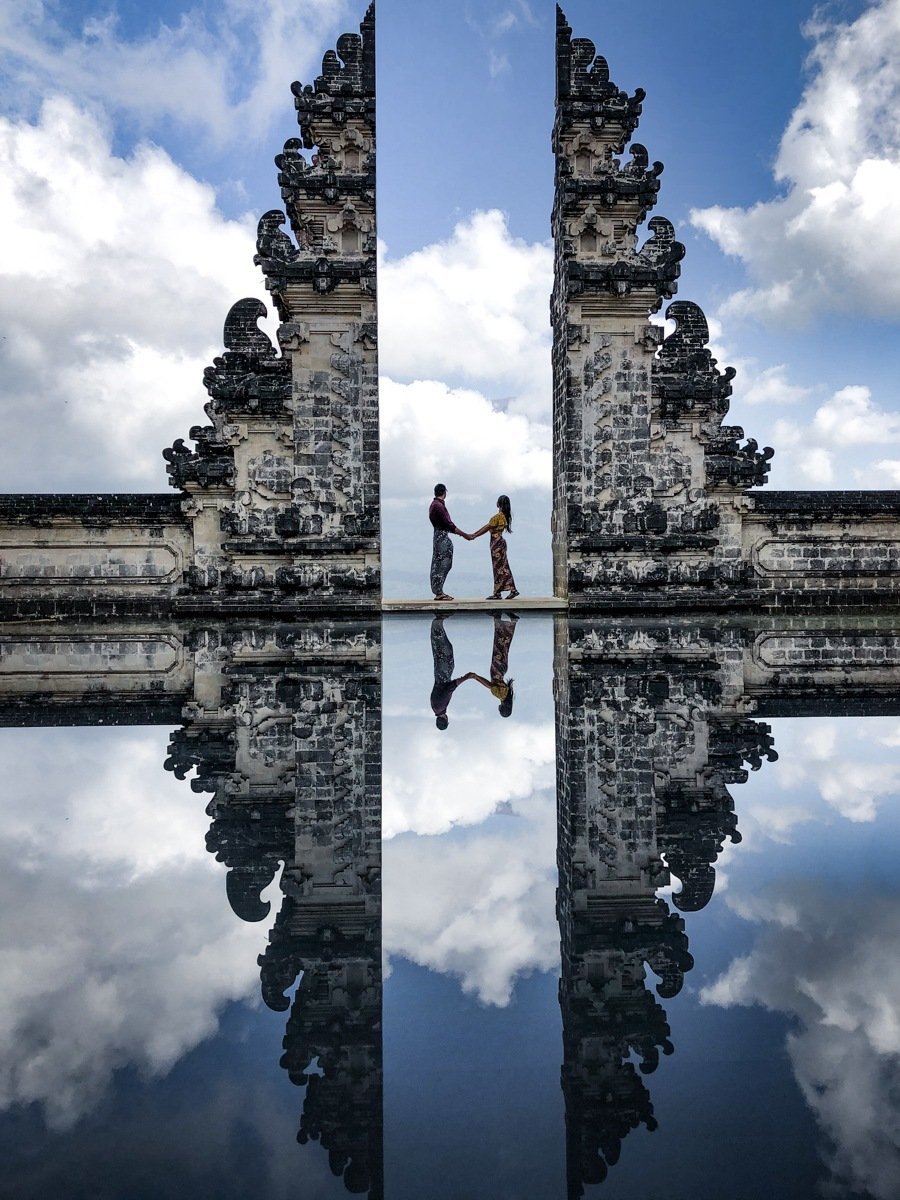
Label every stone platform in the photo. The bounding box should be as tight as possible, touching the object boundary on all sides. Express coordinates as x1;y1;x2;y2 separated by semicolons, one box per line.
382;597;568;613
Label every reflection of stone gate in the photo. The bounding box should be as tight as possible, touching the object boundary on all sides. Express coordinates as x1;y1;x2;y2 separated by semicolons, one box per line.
165;621;384;1199
554;613;900;1194
3;612;900;1198
0;620;384;1199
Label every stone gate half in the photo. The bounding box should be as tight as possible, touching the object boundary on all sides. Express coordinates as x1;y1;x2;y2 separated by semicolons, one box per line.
0;5;379;620
553;6;900;612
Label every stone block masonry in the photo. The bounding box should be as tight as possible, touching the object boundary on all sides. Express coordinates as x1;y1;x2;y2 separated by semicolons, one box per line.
3;5;900;616
0;5;380;619
554;6;900;612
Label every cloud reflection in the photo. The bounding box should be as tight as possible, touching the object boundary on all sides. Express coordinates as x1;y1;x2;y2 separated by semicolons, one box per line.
0;728;265;1128
383;784;559;1006
702;882;900;1200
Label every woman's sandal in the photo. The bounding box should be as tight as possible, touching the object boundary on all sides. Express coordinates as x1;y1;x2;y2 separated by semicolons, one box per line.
486;593;502;600
507;590;519;599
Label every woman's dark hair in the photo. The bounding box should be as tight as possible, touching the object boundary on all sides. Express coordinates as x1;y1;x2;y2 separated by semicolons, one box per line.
497;494;512;533
499;680;514;718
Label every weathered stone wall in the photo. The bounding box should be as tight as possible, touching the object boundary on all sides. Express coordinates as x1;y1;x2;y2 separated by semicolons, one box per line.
0;5;380;619
164;2;380;614
742;492;900;610
554;7;900;613
0;495;191;620
552;9;771;610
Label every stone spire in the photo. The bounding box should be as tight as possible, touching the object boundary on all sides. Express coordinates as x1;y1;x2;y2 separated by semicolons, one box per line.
163;4;380;614
552;8;772;609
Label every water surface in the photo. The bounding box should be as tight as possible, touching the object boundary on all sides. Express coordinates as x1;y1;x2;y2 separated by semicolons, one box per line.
0;614;898;1199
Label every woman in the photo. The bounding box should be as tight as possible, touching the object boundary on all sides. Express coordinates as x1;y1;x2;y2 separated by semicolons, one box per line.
468;495;519;600
468;613;518;718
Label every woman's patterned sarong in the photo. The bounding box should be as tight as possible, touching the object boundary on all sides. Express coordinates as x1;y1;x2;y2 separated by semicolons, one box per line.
490;615;517;683
489;534;516;595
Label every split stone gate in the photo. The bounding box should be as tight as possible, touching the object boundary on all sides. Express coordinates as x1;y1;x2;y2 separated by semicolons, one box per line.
2;3;900;616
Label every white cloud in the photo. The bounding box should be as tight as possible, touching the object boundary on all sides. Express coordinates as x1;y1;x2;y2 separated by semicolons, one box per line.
0;0;349;148
691;0;900;324
380;377;551;501
383;718;555;838
739;363;812;407
489;49;511;78
812;384;900;445
756;383;900;487
702;883;900;1200
379;210;553;421
0;96;263;490
0;728;265;1129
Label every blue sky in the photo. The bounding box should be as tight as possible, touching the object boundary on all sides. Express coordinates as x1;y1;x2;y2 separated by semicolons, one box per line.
1;0;899;594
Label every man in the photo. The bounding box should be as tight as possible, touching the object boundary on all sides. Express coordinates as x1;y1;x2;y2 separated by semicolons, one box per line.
428;483;469;601
430;615;476;730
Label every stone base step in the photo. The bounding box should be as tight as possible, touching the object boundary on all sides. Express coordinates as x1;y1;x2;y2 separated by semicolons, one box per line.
382;596;567;612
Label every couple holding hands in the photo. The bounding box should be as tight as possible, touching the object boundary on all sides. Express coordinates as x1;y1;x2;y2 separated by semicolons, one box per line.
428;483;519;602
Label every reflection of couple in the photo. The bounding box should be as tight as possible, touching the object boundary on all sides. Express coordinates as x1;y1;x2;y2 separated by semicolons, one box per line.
429;613;518;730
429;483;519;602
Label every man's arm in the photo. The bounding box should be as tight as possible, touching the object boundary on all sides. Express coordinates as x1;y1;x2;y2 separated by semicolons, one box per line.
431;497;462;534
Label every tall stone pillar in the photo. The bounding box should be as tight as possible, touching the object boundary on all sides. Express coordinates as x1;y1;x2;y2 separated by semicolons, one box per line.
552;7;771;609
164;4;380;613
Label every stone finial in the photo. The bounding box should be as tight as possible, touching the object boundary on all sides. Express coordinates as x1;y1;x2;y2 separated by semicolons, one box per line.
654;300;737;422
254;209;298;267
555;5;644;142
291;1;376;149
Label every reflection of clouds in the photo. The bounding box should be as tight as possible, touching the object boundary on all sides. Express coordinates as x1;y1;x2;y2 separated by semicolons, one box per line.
0;730;264;1128
702;884;900;1200
381;618;558;1005
776;721;900;823
735;718;900;847
383;787;558;1007
383;719;555;838
383;716;558;1004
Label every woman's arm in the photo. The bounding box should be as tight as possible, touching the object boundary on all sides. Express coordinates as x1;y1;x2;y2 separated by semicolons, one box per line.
468;523;491;539
466;673;493;689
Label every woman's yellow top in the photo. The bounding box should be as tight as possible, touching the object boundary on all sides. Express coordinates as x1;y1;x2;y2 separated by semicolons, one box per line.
488;512;507;535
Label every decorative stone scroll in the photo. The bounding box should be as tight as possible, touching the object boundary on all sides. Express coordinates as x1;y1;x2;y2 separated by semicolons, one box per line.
162;2;380;613
554;6;900;612
552;6;776;609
